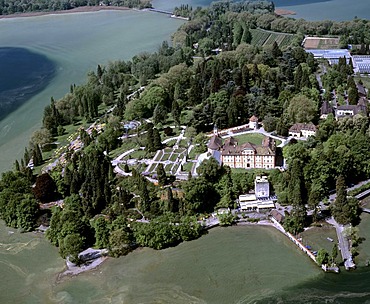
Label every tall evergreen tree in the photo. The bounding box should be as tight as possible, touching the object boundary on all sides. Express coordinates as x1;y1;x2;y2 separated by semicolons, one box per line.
153;128;162;151
331;175;351;224
157;163;167;186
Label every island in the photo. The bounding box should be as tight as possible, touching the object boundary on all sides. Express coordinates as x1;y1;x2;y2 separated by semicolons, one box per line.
1;0;370;275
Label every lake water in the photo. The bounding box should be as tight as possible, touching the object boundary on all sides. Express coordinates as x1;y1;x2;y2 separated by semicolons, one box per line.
2;220;370;303
0;47;55;121
1;2;370;303
0;10;184;172
0;222;322;303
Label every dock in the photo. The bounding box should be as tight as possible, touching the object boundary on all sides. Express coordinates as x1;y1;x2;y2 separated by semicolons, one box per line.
148;8;173;15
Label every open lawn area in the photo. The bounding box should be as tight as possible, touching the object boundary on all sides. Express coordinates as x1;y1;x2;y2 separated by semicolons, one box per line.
361;196;370;209
129;149;147;160
109;139;140;159
355;76;370;91
229;133;265;145
300;225;338;255
182;162;194;172
226;133;282;146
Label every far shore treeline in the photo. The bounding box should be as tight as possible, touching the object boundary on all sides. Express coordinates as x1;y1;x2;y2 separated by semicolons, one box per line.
0;0;152;15
0;0;370;264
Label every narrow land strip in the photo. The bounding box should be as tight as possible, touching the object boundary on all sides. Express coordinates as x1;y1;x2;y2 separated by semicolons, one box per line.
0;6;130;20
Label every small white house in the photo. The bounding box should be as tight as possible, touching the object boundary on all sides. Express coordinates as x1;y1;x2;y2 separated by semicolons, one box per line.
249;115;259;130
288;123;316;138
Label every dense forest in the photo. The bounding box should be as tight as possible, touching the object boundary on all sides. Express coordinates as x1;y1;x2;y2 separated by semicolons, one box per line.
0;0;368;262
0;0;151;15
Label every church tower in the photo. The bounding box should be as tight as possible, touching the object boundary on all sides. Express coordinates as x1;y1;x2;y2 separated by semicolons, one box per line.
213;124;219;136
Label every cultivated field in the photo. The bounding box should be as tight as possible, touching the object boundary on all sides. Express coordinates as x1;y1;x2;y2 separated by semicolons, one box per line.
303;36;340;49
250;28;294;48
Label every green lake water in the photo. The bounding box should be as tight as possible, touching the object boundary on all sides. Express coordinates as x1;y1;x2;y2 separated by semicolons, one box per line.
0;223;322;303
0;10;184;173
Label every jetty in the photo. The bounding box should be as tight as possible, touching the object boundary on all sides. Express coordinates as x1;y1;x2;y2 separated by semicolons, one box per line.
148;8;173;15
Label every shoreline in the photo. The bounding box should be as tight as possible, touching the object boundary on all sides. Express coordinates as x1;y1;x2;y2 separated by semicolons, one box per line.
0;6;131;20
55;220;275;281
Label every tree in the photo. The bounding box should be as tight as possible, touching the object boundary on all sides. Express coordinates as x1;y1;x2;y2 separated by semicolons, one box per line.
196;157;222;183
218;212;235;226
153;128;162;151
133;214;181;249
32;144;43;166
183;177;219;214
348;87;358;105
146;126;154;152
16;194;39;232
316;248;329;265
330;243;338;264
93;217;110;249
331;175;348;224
178;215;202;241
33;173;57;203
59;233;85;264
153;103;167;125
109;228;133;257
171;99;181;125
347;76;358;105
157;163;167;186
30;128;52;149
287;94;317;124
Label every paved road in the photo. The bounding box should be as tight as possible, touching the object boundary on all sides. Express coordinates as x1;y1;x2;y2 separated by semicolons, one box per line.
326;217;351;260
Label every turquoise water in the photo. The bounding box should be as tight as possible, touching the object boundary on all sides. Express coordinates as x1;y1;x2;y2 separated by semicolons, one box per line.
0;10;184;172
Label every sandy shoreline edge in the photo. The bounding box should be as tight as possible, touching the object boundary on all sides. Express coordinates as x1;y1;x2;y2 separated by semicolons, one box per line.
0;6;131;19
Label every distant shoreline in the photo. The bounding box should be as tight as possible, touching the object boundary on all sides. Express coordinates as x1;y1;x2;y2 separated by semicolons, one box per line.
0;6;131;19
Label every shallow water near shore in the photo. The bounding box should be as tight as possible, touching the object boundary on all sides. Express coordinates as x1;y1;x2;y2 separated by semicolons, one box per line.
0;224;320;303
2;221;370;303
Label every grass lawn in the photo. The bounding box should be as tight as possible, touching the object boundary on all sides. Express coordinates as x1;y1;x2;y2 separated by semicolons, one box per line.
231;168;248;173
153;151;163;162
171;163;179;174
109;140;139;159
229;133;265;145
173;148;186;154
300;225;338;254
178;139;189;148
129;149;147;160
361;196;370;209
161;153;170;161
355;76;370;90
164;163;173;172
164;139;177;147
169;153;178;162
182;162;193;172
188;148;198;160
